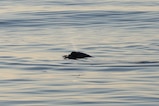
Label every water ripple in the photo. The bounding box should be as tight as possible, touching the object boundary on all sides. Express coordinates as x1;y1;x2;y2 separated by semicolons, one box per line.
1;1;159;106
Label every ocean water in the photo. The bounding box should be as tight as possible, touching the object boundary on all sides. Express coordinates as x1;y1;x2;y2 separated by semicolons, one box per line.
0;0;159;106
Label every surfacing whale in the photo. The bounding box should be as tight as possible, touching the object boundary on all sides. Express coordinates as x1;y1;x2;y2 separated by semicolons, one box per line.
63;51;92;59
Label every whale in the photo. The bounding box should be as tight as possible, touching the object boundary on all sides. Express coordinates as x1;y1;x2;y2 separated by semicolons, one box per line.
63;51;92;59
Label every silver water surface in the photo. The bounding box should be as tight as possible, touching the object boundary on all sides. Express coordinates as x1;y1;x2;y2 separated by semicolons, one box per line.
0;0;159;106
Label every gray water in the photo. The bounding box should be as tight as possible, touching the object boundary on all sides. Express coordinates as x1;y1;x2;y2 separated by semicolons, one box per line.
0;0;159;106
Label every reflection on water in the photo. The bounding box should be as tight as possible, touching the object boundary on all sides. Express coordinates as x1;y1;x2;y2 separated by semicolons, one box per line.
1;0;159;13
0;0;159;106
1;67;159;106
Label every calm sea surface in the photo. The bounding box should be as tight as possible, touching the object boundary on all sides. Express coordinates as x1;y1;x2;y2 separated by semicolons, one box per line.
0;0;159;106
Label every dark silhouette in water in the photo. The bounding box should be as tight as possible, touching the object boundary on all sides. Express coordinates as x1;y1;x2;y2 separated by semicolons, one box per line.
63;51;92;59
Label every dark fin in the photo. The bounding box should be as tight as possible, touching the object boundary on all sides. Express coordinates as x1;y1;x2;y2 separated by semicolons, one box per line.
64;51;92;59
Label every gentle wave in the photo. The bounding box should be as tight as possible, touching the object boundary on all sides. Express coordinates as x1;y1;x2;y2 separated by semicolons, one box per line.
1;11;159;30
1;0;159;106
